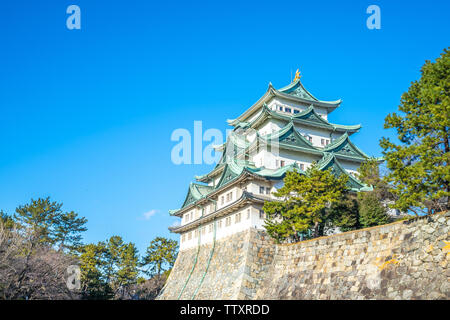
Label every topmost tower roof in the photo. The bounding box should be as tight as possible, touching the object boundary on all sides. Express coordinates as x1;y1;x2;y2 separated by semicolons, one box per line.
228;72;342;126
277;78;341;105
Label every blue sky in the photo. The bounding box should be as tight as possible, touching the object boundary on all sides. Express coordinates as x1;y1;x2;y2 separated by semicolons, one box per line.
0;0;449;255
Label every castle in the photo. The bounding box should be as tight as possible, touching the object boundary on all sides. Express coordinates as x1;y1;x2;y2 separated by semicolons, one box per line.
169;70;375;251
159;71;449;301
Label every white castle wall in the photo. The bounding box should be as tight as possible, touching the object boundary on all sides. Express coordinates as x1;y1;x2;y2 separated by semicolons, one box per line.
338;159;360;175
267;97;328;120
179;205;266;251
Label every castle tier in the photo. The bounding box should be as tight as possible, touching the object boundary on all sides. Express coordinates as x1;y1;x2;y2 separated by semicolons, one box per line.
169;73;379;251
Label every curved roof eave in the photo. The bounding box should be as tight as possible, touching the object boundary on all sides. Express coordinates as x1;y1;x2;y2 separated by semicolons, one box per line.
275;79;342;107
261;121;321;151
169;191;267;233
246;103;360;135
332;123;362;131
228;84;275;126
316;153;370;190
323;132;370;159
174;152;371;217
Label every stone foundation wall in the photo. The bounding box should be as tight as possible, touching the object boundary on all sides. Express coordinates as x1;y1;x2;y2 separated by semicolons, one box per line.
158;230;256;300
158;212;449;300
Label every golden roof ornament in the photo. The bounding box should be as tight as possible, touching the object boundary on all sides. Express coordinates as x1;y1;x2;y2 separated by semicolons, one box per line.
293;68;301;82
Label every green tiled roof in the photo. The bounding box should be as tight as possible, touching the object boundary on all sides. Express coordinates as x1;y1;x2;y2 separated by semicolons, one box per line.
170;152;371;215
278;79;319;101
239;103;361;133
277;79;343;106
323;132;370;160
317;153;372;192
180;182;215;209
196;118;368;185
227;79;344;127
259;121;323;155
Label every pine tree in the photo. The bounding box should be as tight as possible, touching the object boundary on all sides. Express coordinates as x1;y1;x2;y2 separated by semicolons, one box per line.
101;236;139;298
79;237;139;299
262;165;349;243
14;197;61;244
116;242;139;295
356;158;393;227
141;237;178;277
78;242;114;299
330;195;360;232
380;48;450;215
13;197;87;251
358;192;391;228
0;211;15;230
54;211;87;253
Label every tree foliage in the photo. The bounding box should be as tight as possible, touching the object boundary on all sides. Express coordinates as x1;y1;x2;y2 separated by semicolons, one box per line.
358;158;394;201
78;242;113;299
380;48;450;215
0;198;87;299
356;158;393;227
0;197;176;300
0;211;15;230
14;197;87;252
263;165;349;243
329;194;360;232
78;236;139;299
141;237;178;277
358;192;391;228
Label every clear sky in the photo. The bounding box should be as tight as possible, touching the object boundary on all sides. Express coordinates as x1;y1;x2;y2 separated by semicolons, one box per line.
0;0;449;255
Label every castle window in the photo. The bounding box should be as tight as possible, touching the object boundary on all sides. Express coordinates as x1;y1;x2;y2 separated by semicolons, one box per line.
235;212;241;224
194;230;198;238
285;107;292;113
280;160;285;167
218;219;222;229
181;234;185;242
247;209;251;220
259;186;265;194
208;224;213;233
300;163;305;171
259;210;265;219
293;109;300;114
266;187;271;195
225;217;231;227
321;138;325;146
190;212;193;220
202;226;206;235
188;232;192;240
221;196;224;205
278;105;283;111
